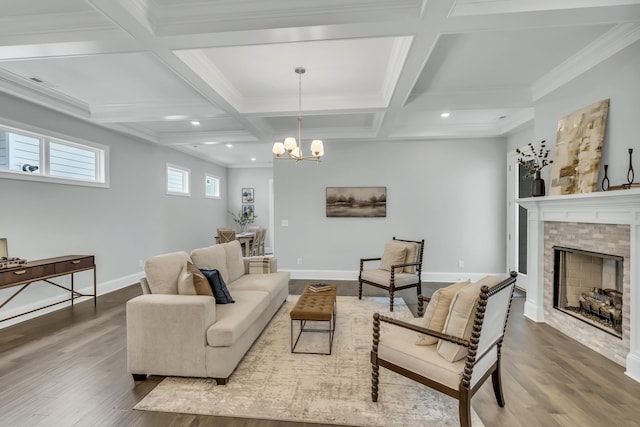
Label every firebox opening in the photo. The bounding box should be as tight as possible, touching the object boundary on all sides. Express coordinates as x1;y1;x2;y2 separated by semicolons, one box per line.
553;246;623;339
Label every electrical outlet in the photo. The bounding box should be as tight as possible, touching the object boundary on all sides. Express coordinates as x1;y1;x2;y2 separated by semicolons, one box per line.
297;257;303;265
458;260;464;268
281;219;289;227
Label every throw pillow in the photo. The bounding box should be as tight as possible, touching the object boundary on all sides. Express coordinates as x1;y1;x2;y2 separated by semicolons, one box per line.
437;275;502;362
249;256;272;274
200;268;235;304
415;279;470;345
177;265;196;295
379;242;407;271
187;261;213;296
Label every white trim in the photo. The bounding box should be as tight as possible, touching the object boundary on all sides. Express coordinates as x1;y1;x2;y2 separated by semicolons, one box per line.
285;269;504;283
0;272;142;330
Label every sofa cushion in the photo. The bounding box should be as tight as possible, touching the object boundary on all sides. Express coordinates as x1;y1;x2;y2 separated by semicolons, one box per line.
223;240;245;283
191;245;229;284
437;275;502;362
416;279;470;345
379;242;407;271
200;269;234;304
229;271;289;300
206;290;270;347
144;251;190;294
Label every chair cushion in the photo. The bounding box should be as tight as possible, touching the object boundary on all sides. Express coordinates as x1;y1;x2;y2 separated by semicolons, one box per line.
437;275;502;362
361;269;420;287
223;240;245;283
200;269;235;304
416;279;470;345
191;245;229;284
144;251;190;295
378;322;466;390
379;242;407;271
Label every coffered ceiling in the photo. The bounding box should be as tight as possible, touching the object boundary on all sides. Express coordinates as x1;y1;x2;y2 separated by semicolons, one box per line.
0;0;639;167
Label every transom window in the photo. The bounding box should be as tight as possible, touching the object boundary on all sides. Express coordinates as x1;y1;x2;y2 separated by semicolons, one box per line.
0;123;107;186
205;174;220;198
167;164;190;196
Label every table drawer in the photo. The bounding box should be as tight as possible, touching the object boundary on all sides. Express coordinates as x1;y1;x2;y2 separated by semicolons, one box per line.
0;264;55;286
54;257;94;274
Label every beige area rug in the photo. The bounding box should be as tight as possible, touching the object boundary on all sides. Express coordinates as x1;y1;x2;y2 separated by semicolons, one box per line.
134;296;484;427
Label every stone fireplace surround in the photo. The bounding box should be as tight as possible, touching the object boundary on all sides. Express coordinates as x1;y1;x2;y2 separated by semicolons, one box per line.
519;189;640;383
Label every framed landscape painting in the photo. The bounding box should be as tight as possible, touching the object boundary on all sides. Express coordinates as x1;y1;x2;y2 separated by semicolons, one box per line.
326;187;386;217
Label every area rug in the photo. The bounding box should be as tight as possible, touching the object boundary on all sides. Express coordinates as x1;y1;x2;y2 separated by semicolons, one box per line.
134;296;484;426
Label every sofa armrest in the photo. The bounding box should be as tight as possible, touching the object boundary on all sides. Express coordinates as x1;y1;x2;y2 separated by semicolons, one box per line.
126;294;216;376
243;256;278;274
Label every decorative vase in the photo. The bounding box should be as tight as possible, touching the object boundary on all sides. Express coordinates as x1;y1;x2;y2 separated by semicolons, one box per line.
532;171;545;197
601;164;610;191
240;224;247;233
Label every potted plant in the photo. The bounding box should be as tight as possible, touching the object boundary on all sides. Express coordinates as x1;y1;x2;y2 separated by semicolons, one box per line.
228;209;257;232
516;140;553;197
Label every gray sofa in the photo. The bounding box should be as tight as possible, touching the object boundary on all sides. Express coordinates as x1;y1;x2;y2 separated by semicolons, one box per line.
126;240;290;384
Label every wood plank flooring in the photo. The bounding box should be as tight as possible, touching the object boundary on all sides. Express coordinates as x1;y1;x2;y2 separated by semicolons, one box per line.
1;280;640;427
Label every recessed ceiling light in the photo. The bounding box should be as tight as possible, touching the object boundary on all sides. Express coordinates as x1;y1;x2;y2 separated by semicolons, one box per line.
203;141;218;145
499;115;507;119
164;115;187;120
251;157;256;161
440;112;451;118
226;144;233;148
191;121;200;126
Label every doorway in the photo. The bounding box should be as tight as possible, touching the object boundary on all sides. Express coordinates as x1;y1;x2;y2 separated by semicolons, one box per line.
507;150;531;291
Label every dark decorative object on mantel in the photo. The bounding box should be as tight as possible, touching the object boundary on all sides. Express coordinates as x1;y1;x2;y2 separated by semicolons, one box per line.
627;148;635;185
532;171;546;197
516;140;553;197
601;165;610;191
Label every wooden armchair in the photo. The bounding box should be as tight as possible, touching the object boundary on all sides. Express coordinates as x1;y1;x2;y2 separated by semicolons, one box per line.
359;237;424;311
371;272;517;427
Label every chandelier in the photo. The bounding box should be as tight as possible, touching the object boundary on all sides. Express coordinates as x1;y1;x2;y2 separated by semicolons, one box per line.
272;67;324;162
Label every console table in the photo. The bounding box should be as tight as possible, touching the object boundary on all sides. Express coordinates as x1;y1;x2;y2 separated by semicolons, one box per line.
0;255;96;323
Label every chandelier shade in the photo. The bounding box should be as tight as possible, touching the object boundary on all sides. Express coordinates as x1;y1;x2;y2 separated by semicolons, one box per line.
272;67;324;162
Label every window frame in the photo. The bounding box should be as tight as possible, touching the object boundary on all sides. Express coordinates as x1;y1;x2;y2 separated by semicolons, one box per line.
166;163;191;196
205;173;221;199
0;121;109;188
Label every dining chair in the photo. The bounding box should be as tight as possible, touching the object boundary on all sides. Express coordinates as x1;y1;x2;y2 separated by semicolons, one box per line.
249;228;265;256
217;229;237;243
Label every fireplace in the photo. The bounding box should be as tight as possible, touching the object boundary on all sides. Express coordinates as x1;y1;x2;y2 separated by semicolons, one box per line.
553;246;623;338
517;189;640;382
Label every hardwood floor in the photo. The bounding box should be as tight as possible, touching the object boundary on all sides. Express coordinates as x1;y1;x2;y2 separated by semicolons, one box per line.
1;280;640;427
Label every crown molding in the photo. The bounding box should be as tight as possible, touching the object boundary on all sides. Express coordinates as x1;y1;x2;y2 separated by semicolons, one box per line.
381;36;414;106
498;108;534;134
0;11;114;37
0;69;89;119
90;102;223;123
451;0;640;17
158;130;257;145
532;23;640;101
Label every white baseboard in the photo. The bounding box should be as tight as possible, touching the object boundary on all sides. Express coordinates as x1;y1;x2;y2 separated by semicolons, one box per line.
286;269;505;283
0;271;143;330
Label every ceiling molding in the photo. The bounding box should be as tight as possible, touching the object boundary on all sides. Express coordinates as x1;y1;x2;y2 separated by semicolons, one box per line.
380;37;414;106
0;69;89;119
0;11;114;37
389;122;504;139
158;130;258;145
90;102;224;123
532;22;640;100
498;108;534;134
451;0;640;17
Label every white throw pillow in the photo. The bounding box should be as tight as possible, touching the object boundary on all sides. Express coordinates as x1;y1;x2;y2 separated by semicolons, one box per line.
436;276;502;362
415;279;470;345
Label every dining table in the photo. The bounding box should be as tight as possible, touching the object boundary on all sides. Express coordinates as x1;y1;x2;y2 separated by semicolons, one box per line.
215;232;255;257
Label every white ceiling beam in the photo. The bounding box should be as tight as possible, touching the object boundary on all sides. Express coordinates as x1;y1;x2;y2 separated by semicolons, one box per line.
90;102;225;123
405;87;533;110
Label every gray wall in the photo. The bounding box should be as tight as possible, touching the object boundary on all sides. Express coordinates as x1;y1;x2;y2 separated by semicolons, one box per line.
506;123;534;153
534;40;640;185
273;138;508;280
227;167;273;251
0;93;228;325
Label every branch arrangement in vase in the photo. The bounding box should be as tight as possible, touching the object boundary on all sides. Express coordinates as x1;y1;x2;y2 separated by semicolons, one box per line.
516;140;553;175
228;209;257;231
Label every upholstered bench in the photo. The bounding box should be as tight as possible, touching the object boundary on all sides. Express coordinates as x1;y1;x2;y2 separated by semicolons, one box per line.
290;284;337;354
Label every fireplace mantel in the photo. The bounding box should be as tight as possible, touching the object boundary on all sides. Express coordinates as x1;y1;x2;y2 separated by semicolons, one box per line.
518;188;640;382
